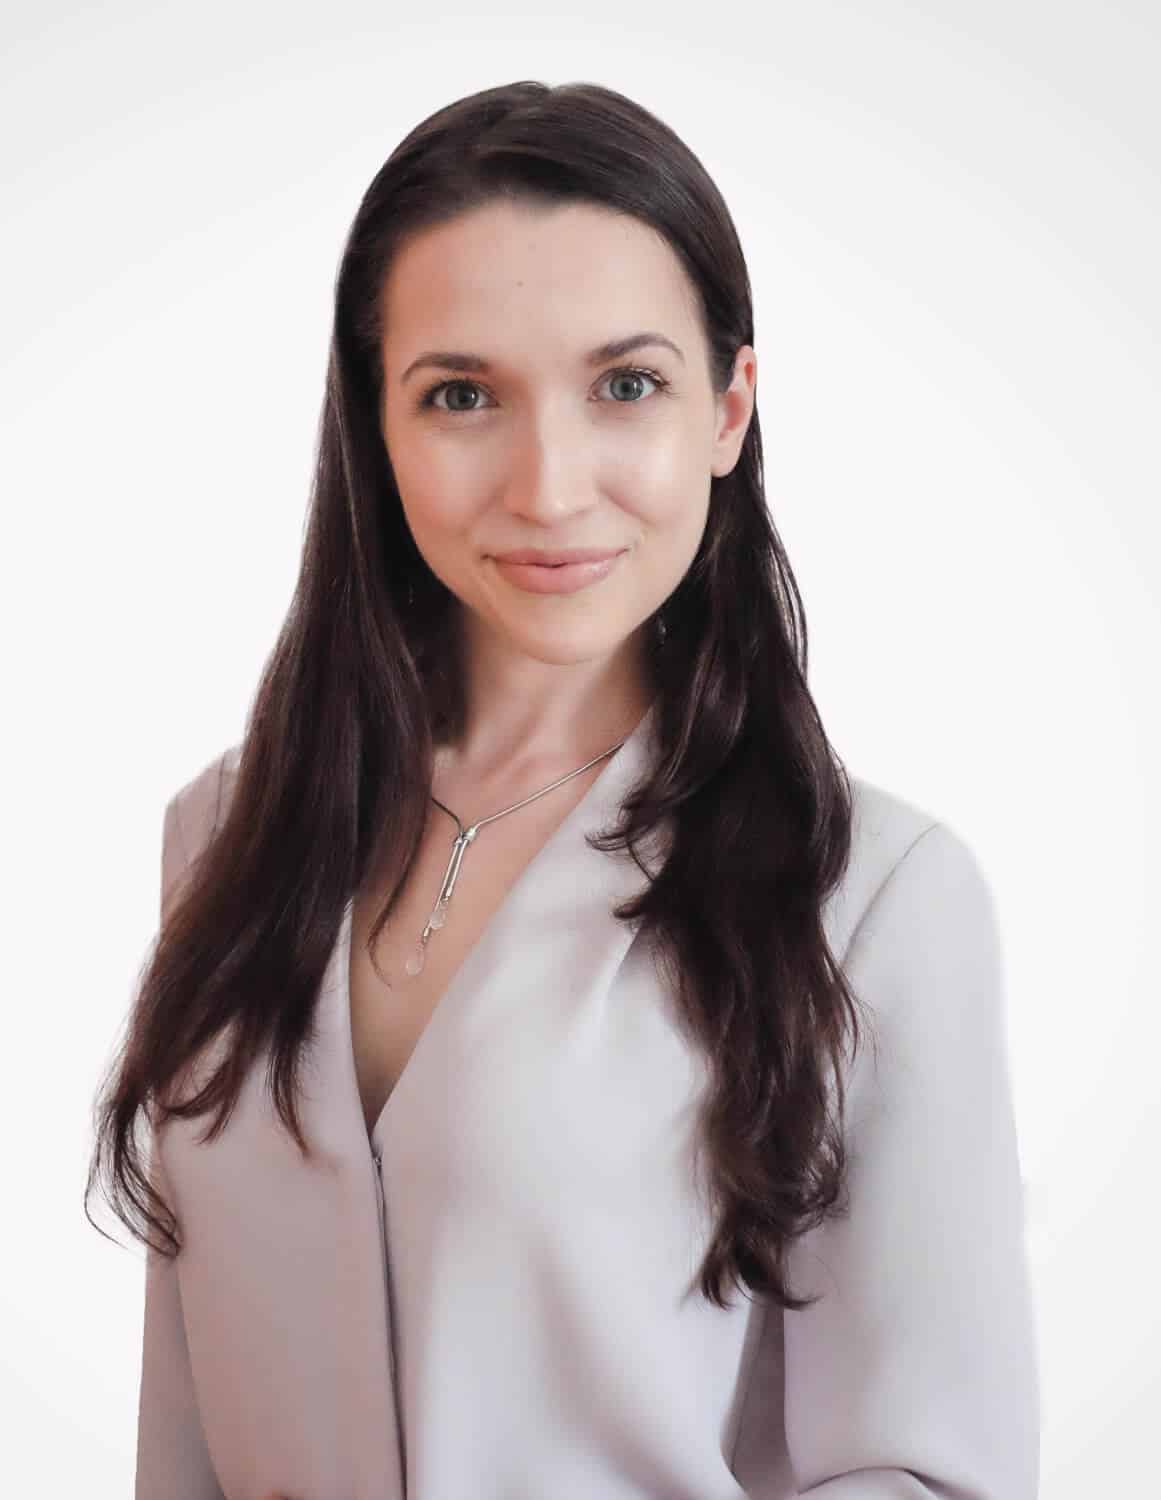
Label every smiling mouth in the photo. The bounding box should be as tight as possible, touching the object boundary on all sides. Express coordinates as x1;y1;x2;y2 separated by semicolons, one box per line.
492;548;627;566
490;552;626;594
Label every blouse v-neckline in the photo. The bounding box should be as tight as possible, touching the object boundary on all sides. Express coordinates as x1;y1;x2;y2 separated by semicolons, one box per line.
341;700;660;1157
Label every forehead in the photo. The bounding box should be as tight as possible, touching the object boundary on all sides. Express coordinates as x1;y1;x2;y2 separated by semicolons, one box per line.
380;199;699;359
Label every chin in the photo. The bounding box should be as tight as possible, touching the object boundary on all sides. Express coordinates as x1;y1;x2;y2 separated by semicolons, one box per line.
521;637;618;667
504;620;626;666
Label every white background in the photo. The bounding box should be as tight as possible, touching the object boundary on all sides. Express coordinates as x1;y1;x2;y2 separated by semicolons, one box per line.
3;1;1157;1494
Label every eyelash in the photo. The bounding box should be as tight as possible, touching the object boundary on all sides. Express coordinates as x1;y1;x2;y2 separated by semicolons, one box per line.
415;364;672;415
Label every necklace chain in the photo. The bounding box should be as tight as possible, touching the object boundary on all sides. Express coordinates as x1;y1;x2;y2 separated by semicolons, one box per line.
402;736;628;979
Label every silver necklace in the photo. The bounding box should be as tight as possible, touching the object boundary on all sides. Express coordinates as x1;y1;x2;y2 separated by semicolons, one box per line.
403;735;628;978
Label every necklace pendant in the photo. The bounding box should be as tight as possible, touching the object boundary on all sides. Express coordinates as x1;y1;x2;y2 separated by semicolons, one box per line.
401;731;627;983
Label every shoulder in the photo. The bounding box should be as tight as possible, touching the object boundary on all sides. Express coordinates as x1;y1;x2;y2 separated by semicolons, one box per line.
165;741;242;861
824;774;992;963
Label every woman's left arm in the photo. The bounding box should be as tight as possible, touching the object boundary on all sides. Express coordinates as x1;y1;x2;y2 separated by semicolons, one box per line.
769;822;1041;1498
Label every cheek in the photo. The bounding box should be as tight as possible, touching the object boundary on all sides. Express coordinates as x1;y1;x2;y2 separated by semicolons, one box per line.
394;462;479;547
638;479;713;591
384;413;454;514
617;417;705;497
620;439;712;539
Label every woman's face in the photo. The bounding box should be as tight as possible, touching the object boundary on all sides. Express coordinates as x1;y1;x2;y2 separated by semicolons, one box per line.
378;198;756;670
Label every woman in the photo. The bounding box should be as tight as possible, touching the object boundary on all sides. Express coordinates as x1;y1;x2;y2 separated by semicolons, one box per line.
89;80;1040;1499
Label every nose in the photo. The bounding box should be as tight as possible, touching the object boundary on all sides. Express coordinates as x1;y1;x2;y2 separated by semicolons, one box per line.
499;403;600;525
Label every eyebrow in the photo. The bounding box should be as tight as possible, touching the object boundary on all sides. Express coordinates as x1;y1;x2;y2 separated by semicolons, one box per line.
399;332;685;385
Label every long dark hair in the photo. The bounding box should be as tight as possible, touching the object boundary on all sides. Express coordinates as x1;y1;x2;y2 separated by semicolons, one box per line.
88;80;862;1312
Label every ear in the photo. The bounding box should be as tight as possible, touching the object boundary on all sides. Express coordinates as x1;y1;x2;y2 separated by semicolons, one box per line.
710;345;757;479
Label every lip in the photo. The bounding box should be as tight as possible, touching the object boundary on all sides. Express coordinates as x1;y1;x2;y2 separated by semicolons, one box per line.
492;547;626;565
492;550;626;595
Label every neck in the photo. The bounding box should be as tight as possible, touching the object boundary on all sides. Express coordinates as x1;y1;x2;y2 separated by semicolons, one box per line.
432;617;655;780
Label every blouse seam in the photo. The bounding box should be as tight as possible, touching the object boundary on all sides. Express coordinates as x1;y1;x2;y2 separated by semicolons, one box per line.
839;819;941;965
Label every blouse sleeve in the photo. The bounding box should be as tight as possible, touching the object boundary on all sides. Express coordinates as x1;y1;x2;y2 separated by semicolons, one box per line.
134;793;227;1500
769;822;1040;1497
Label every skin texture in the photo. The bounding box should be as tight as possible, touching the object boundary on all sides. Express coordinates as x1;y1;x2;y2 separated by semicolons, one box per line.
377;197;757;777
